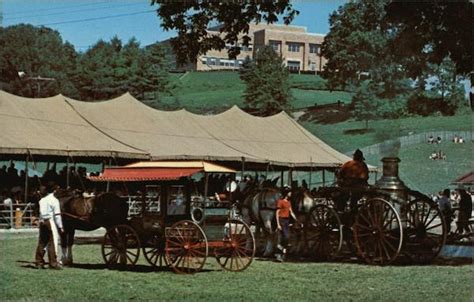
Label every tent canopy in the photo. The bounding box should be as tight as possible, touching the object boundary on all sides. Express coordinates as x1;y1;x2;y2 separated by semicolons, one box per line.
0;90;355;169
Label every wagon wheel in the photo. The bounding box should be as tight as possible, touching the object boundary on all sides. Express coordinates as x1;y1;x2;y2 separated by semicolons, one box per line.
404;196;447;264
215;219;256;272
143;232;168;268
305;204;343;260
165;220;208;274
353;198;403;265
102;224;140;267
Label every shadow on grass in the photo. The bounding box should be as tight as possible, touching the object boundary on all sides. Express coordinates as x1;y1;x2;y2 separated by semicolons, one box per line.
343;128;375;135
17;260;215;273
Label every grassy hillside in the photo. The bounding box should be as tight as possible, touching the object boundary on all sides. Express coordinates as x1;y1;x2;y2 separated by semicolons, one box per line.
303;113;473;153
151;71;353;113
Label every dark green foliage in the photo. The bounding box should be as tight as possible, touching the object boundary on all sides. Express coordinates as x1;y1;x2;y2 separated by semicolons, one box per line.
322;0;468;120
385;0;471;77
152;0;298;65
75;37;170;101
239;46;291;116
0;24;79;98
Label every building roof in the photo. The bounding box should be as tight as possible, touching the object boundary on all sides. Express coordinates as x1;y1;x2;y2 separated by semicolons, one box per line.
452;171;474;185
0;90;352;168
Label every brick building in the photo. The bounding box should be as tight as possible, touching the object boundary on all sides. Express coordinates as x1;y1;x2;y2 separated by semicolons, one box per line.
161;23;327;73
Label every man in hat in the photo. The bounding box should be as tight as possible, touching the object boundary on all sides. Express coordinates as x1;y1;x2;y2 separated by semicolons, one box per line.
336;149;369;212
35;184;63;269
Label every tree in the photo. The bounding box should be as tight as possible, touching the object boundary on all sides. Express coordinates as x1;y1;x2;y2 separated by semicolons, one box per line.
77;37;170;100
152;0;298;65
0;24;79;98
385;0;471;77
239;46;291;116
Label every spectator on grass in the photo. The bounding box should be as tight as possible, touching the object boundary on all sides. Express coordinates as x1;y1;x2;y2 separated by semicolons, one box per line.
438;189;454;233
436;136;442;144
459;136;465;144
428;135;435;144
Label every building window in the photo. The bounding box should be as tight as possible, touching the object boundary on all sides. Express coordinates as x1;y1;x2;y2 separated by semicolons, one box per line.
287;43;300;52
269;40;280;52
287;60;300;71
309;43;320;54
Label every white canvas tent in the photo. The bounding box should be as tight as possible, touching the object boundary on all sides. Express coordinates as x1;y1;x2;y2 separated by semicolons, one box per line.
0;90;353;169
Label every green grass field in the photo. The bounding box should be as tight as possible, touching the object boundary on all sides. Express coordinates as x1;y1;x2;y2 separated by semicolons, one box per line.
154;71;353;112
0;236;472;301
303;113;473;153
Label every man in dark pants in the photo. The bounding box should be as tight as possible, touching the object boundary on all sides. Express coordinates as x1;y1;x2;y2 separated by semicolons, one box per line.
275;191;297;262
35;185;64;269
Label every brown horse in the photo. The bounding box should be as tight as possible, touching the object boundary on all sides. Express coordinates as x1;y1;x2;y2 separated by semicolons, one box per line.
55;189;129;265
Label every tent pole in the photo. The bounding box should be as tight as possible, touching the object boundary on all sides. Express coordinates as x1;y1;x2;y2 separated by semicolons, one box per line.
309;165;312;191
106;158;112;193
204;173;209;198
66;157;70;189
24;153;29;204
322;169;326;187
288;169;293;188
241;157;245;179
280;170;284;188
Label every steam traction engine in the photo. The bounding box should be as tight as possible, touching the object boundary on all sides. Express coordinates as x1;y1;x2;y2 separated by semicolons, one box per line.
306;157;447;265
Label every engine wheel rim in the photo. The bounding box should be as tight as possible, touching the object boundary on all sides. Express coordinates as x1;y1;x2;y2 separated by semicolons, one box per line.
353;198;403;265
305;204;343;260
404;197;446;263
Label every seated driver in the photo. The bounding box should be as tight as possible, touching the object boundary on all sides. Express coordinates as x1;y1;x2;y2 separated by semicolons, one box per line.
336;149;369;212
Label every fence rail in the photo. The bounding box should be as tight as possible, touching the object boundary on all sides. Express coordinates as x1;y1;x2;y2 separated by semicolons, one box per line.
0;202;37;229
349;131;473;157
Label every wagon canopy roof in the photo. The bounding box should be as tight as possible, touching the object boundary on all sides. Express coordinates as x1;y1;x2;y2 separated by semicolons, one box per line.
125;161;236;173
0;91;354;168
89;161;235;182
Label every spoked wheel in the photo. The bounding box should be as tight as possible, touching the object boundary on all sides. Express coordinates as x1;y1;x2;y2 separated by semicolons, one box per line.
214;219;256;272
165;220;208;274
404;196;447;264
102;224;140;268
143;232;168;268
305;204;343;260
353;198;403;265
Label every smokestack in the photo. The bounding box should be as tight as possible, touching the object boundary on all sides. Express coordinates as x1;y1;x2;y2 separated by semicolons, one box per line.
375;157;408;202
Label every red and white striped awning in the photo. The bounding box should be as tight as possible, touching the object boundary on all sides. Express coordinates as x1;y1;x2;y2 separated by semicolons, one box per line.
88;167;202;182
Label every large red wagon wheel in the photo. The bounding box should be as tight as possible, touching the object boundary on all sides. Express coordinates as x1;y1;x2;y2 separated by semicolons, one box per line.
305;204;343;260
353;198;403;265
214;219;255;272
165;220;208;274
404;195;447;264
102;224;140;267
143;232;168;268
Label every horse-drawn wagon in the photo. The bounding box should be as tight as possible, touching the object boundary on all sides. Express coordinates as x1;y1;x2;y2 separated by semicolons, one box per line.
89;161;255;273
304;157;447;265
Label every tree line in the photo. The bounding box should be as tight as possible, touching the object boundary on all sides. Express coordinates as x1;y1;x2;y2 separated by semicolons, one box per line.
0;24;170;101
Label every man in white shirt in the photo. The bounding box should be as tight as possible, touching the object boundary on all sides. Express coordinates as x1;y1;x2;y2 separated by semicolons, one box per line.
34;185;64;269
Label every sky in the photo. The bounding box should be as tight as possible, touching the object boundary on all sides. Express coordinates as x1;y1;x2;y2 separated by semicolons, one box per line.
1;0;347;51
